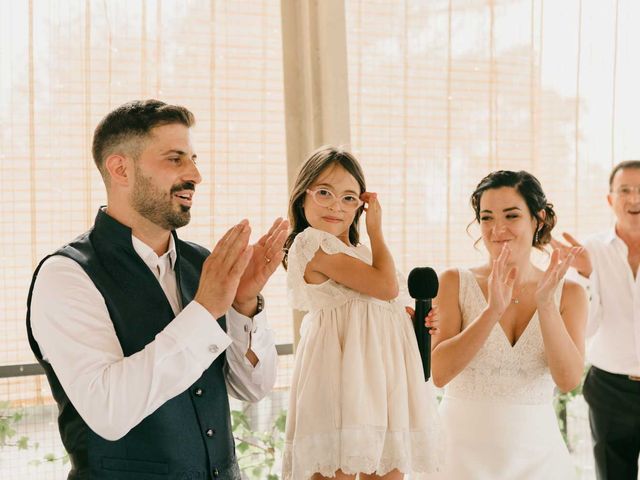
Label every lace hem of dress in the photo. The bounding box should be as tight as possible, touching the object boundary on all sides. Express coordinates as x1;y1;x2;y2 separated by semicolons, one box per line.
282;428;442;480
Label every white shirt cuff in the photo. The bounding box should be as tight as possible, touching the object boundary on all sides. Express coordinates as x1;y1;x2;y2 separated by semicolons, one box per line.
162;301;232;370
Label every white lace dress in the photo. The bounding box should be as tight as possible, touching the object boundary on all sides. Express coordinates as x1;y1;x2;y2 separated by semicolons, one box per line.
282;227;442;480
432;269;576;479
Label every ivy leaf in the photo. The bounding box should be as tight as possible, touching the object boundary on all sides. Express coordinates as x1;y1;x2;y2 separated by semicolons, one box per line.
12;411;24;423
231;410;250;430
275;412;286;433
230;410;242;429
252;467;263;478
44;453;57;462
17;436;29;450
0;422;17;442
236;441;250;454
267;474;279;480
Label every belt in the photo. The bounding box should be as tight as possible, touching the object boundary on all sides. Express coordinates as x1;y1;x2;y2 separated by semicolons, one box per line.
592;365;640;382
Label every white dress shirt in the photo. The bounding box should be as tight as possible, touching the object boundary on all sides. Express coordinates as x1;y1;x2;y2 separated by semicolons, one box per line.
30;234;278;441
583;228;640;377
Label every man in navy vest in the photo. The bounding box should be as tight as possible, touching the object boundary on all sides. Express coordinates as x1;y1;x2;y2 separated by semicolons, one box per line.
26;99;288;480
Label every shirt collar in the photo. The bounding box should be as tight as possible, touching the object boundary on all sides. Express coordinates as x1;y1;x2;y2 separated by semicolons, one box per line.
604;226;618;244
131;234;178;271
606;224;633;257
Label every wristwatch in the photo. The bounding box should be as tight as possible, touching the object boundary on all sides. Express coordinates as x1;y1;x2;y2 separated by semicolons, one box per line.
255;293;265;316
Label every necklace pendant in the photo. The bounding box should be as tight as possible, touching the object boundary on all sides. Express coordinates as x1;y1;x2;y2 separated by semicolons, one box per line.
513;298;519;304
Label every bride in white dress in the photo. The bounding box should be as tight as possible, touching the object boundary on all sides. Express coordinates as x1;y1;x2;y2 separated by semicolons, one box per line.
431;170;588;480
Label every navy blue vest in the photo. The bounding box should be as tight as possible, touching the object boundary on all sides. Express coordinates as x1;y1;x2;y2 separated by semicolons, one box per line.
26;209;241;480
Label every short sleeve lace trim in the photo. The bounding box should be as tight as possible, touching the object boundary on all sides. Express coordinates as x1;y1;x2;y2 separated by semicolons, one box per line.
286;227;360;311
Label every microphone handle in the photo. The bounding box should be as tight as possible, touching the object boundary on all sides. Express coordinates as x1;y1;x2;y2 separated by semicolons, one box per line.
414;298;432;381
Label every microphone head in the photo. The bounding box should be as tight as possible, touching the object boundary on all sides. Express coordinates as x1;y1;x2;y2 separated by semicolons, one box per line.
408;267;439;299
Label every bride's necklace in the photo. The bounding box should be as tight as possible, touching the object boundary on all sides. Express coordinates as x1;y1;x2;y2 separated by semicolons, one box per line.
511;284;530;304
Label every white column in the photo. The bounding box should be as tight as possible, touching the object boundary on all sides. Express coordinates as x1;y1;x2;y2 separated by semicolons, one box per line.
281;0;352;347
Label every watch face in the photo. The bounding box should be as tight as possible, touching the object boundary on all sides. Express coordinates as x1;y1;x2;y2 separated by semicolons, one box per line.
256;294;264;314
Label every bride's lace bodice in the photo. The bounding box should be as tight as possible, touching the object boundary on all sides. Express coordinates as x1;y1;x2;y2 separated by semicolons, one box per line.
445;269;562;405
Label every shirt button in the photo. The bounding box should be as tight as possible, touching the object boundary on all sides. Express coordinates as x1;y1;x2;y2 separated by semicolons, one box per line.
212;468;219;477
194;387;203;397
208;344;219;354
206;428;215;437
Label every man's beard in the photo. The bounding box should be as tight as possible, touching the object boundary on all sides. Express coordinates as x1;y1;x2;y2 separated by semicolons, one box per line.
131;165;194;231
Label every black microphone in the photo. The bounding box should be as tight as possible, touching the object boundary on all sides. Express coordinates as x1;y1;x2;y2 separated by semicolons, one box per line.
408;267;439;381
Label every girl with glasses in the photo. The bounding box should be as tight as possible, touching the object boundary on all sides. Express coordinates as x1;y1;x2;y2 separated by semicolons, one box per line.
281;146;442;480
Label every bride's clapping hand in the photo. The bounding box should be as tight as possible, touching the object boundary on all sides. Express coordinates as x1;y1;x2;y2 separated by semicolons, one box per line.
535;247;579;307
487;243;517;316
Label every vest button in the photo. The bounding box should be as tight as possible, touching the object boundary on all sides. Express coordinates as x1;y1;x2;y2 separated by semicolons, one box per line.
212;468;219;477
194;387;203;396
206;428;215;437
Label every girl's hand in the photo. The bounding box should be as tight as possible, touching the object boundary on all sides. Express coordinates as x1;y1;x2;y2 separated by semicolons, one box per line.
535;247;579;308
361;192;382;236
550;232;592;278
425;304;440;335
487;243;517;316
404;305;440;335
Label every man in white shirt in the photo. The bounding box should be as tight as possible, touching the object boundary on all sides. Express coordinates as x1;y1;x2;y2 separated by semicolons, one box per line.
553;160;640;480
26;99;288;480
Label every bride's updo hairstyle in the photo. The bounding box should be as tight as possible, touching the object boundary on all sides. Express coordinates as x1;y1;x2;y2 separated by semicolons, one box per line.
470;170;556;250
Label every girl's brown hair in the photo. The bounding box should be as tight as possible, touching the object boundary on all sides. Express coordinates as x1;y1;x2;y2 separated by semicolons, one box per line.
283;146;366;269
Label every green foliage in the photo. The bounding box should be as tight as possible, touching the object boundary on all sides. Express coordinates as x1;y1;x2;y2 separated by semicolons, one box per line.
2;399;287;476
17;436;30;450
0;401;27;450
554;367;587;451
0;401;68;467
232;407;286;480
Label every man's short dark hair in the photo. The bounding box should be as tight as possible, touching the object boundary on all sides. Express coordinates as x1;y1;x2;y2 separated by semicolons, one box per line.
609;160;640;190
92;99;195;179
